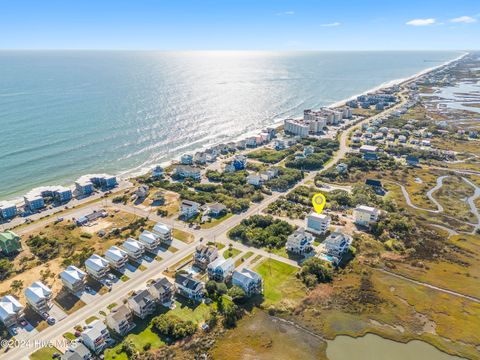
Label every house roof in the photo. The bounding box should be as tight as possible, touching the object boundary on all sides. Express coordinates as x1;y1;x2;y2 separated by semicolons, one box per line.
60;265;86;285
232;268;262;285
82;319;107;341
0;295;23;320
129;289;154;307
105;246;128;262
208;203;227;212
153;222;171;235
355;205;378;214
0;231;19;243
149;277;174;294
61;343;91;360
308;212;330;222
25;281;52;303
207;257;234;272
107;304;131;323
123;238;145;252
181;200;200;208
175;273;203;291
324;232;352;248
85;254;109;271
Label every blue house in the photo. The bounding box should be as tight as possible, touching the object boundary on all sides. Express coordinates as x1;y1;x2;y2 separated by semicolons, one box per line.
53;187;72;203
75;180;94;196
406;156;420;167
24;195;45;211
0;202;17;219
91;175;117;189
232;155;247;170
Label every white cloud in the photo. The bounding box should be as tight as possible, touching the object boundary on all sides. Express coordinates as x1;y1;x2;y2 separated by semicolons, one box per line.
449;16;477;23
276;11;294;16
406;18;436;26
320;22;341;27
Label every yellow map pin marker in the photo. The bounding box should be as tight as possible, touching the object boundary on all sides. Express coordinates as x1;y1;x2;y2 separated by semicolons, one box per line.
312;193;326;214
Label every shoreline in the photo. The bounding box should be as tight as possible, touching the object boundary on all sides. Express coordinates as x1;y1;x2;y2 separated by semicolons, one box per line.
1;51;467;205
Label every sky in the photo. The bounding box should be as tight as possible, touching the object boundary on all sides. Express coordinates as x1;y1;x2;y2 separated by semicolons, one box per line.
0;0;479;50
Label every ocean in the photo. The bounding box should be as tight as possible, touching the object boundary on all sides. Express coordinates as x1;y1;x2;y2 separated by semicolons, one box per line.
0;50;462;200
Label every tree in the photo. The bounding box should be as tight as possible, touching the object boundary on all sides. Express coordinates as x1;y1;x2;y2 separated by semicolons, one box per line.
227;286;246;302
205;280;218;297
298;258;333;287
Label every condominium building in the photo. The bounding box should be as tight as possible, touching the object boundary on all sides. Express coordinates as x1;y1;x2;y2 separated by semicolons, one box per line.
353;205;379;226
306;213;331;235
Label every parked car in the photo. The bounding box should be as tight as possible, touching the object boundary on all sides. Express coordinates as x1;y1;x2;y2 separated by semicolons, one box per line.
19;319;28;327
47;317;56;325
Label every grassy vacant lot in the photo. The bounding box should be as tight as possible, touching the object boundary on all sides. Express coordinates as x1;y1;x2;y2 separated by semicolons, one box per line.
223;247;241;259
200;213;233;229
431;137;480;156
29;347;60;360
172;228;194;243
254;259;305;306
247;148;294;164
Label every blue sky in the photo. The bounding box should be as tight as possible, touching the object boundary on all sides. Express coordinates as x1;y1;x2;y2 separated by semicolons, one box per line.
0;0;478;50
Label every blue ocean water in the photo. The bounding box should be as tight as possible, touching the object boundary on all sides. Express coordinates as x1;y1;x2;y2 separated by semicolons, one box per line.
0;50;461;199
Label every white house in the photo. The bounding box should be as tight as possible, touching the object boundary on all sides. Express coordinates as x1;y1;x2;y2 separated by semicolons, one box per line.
180;200;200;219
174;165;201;180
122;238;145;261
138;230;160;251
232;268;263;296
207;257;235;282
152;222;172;243
104;246;129;269
127;289;156;319
286;228;314;254
60;265;87;293
322;232;352;257
306;213;331;235
85;254;110;280
353;205;379;226
247;174;263;186
25;281;52;314
0;295;24;327
81;319;111;354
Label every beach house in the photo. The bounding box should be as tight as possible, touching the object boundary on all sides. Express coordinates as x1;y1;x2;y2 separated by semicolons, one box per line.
75;179;94;197
152;222;172;243
61;342;92;360
90;174;117;189
0;231;22;255
106;304;134;336
180;200;200;219
175;273;205;301
0;295;24;327
306;213;331;235
122;238;145;261
232;268;263;296
127;289;156;319
85;254;110;280
25;281;52;314
60;265;87;293
81;319;111;354
138;230;160;251
148;277;175;305
174;165;201;181
207;257;235;282
322;232;353;258
207;203;227;217
0;201;17;219
180;154;193;165
353;205;379;226
193;244;218;270
104;246;129;270
232;155;247;170
24;194;45;212
247;174;263;187
286;228;314;254
151;165;164;178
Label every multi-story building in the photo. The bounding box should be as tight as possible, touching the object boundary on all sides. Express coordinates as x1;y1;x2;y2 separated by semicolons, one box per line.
122;238;145;261
104;246;129;270
174;165;201;180
106;304;134;336
75;179;94;197
180;154;193;165
0;295;24;327
0;231;22;255
180;200;200;219
286;228;314;254
148;277;175;305
152;222;172;243
193;244;218;270
0;201;17;219
127;289;156;319
24;194;45;212
306;213;331;235
81;319;111;354
60;265;87;293
61;342;92;360
284;119;309;137
353;205;379;226
232;268;263;296
207;257;234;282
90;174;117;189
138;230;160;251
175;273;205;301
322;232;353;258
85;254;110;280
25;281;52;314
